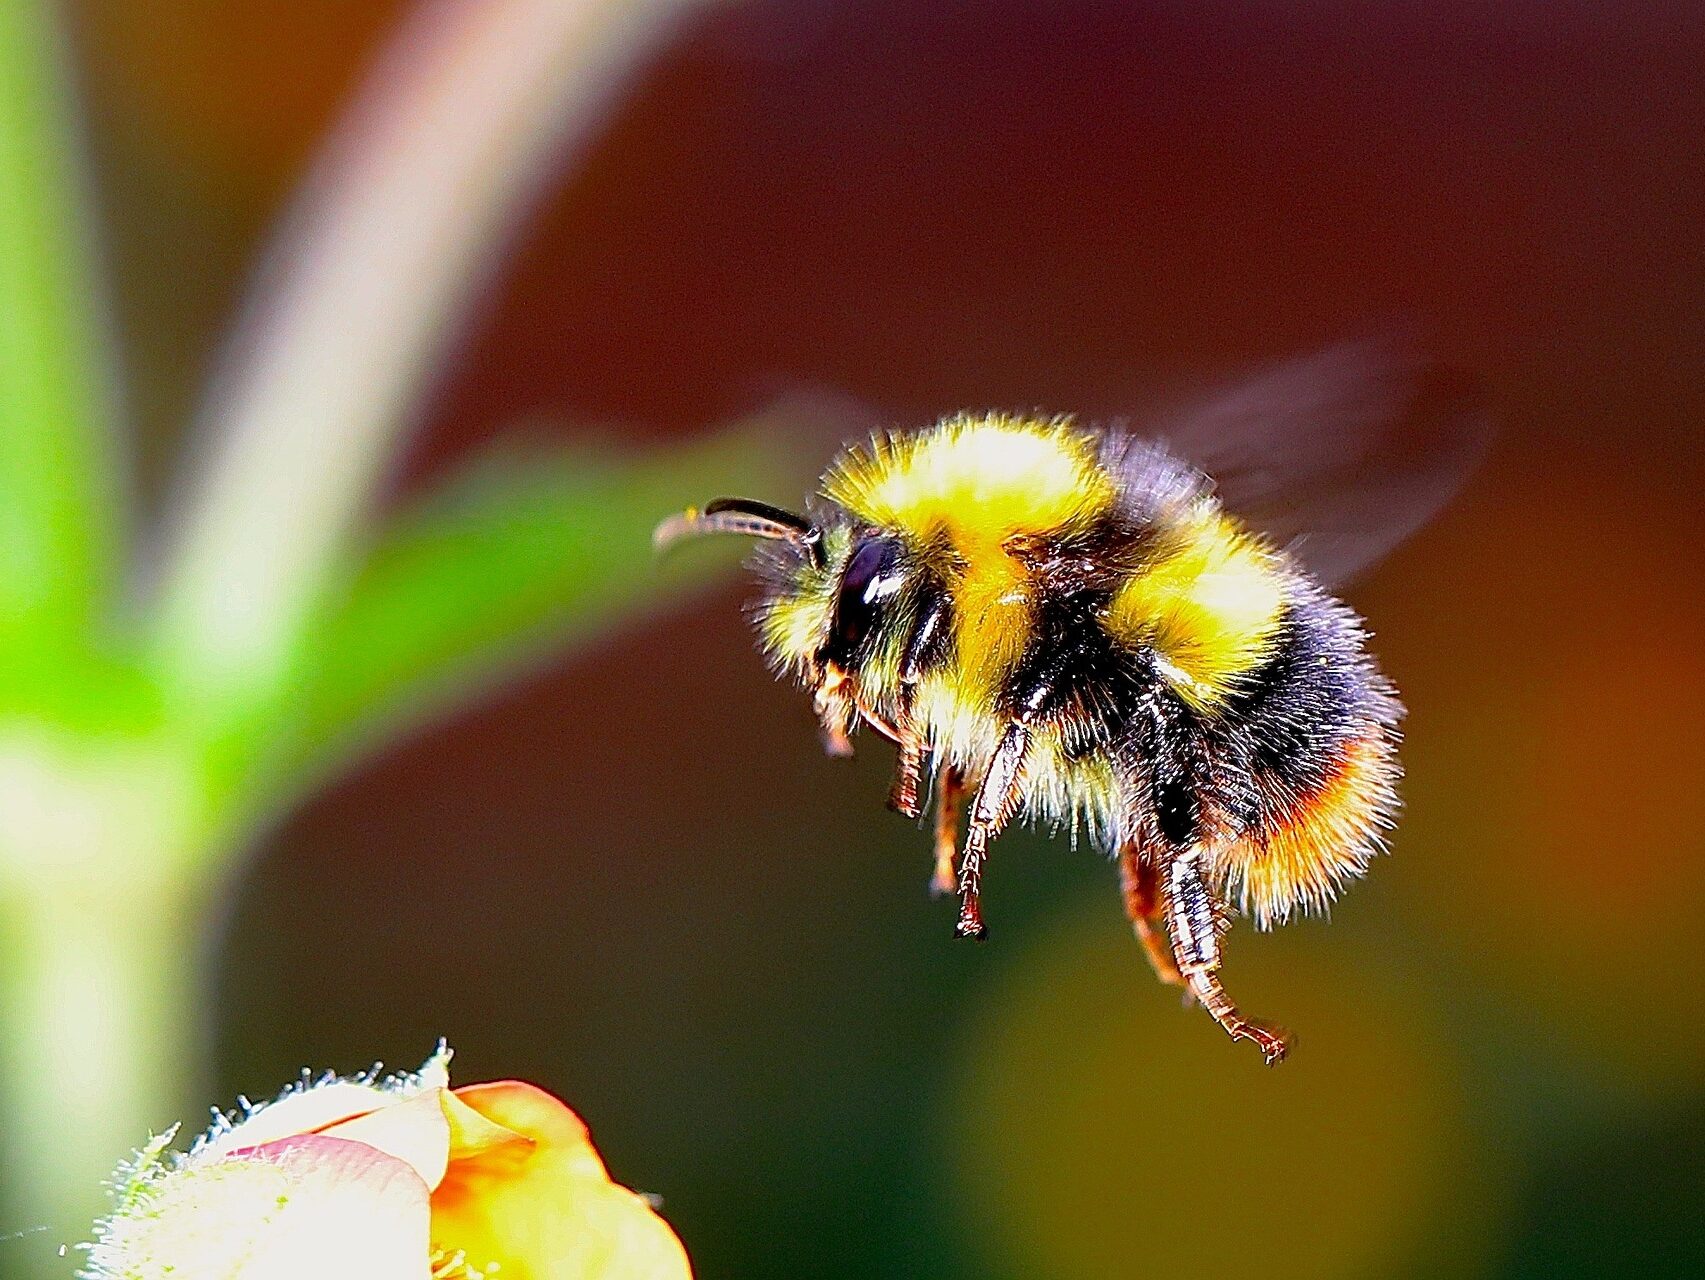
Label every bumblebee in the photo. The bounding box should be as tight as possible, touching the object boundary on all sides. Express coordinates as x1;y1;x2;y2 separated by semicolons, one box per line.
656;346;1484;1064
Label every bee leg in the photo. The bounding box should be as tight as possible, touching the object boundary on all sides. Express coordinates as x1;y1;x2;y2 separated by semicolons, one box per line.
814;667;857;758
888;589;952;818
886;710;926;819
930;765;965;896
1164;852;1292;1065
1117;842;1183;987
955;724;1031;940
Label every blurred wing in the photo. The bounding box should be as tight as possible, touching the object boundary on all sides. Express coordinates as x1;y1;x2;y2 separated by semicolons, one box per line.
1155;342;1492;588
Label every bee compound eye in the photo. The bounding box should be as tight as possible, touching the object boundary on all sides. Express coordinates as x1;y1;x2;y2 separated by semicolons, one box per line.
831;536;905;659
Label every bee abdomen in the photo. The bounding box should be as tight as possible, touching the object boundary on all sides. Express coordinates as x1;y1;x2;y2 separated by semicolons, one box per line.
1204;587;1404;926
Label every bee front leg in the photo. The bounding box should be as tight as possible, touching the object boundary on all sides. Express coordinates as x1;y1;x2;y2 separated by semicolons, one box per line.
887;589;953;819
886;713;926;819
1117;841;1184;987
955;723;1031;939
1163;851;1292;1065
813;663;857;757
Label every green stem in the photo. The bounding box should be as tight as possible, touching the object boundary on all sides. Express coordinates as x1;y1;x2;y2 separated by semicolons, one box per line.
0;0;123;646
0;866;204;1262
0;731;206;1268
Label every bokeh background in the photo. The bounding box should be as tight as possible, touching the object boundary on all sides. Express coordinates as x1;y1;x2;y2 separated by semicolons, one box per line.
8;0;1704;1275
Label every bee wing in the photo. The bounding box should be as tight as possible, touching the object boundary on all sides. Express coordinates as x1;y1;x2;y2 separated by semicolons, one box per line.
1156;342;1491;588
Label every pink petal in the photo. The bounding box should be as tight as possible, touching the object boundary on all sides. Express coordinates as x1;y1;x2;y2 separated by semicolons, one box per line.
224;1135;432;1278
92;1135;431;1280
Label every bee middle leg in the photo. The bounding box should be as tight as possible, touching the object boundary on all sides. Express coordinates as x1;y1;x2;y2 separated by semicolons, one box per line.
931;765;965;896
1117;841;1184;987
955;723;1031;940
1163;851;1292;1065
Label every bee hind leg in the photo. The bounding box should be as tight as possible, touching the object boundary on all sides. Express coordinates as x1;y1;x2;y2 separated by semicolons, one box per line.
1163;851;1292;1065
954;724;1031;940
1182;960;1292;1066
1117;841;1183;987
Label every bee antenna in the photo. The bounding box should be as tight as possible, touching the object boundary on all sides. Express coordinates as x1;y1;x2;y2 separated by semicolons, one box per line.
653;497;824;567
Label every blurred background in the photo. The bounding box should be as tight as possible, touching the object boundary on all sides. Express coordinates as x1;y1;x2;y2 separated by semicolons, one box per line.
3;0;1701;1276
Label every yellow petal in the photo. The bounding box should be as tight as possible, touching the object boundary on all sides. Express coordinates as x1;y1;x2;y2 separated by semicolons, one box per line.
431;1082;690;1280
443;1086;535;1166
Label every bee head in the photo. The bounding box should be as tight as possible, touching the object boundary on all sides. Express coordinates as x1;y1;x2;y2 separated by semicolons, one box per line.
654;497;916;743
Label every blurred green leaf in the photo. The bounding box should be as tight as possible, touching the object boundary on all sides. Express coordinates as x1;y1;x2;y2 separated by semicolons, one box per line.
0;0;123;647
280;414;831;788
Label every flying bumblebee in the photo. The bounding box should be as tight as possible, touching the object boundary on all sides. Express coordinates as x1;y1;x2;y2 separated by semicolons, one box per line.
655;345;1485;1064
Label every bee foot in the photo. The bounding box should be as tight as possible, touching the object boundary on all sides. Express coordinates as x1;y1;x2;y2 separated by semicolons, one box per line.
1230;1021;1292;1066
954;887;987;939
